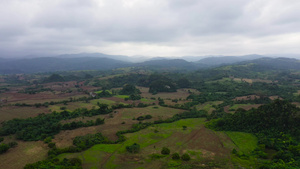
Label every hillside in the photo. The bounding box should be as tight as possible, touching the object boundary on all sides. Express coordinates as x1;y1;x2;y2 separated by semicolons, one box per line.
0;57;130;74
196;54;264;66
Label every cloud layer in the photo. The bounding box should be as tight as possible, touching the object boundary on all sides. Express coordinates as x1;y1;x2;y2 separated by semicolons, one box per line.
1;0;300;57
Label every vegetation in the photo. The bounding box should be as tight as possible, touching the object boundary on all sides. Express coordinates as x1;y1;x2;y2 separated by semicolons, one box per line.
161;147;170;155
207;100;300;168
0;57;300;168
126;143;140;153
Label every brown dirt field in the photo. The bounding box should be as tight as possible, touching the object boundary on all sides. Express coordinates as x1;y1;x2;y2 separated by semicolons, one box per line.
2;91;87;104
269;96;282;100
138;87;195;100
0;106;50;123
0;140;49;169
235;78;274;84
233;95;260;101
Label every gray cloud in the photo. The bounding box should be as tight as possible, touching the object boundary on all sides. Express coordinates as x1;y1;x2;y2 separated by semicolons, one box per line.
0;0;300;57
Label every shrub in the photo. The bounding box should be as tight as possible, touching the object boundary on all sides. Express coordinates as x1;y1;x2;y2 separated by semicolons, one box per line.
8;142;18;148
172;152;180;160
161;147;170;155
181;153;191;161
0;144;10;154
48;142;56;148
44;136;52;143
126;143;140;153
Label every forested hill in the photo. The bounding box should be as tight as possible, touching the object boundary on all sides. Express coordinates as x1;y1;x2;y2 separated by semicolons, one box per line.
196;54;263;66
240;57;300;70
0;57;130;74
136;59;208;70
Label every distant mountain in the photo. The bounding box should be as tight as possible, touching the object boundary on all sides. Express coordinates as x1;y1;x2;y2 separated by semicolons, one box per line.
240;57;300;70
196;54;264;66
136;59;208;70
0;57;130;74
56;53;133;62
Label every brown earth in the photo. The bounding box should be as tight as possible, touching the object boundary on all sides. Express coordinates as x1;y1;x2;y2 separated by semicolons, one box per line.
0;140;49;169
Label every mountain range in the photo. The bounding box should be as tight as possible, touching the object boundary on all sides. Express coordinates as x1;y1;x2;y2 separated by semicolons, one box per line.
0;53;299;74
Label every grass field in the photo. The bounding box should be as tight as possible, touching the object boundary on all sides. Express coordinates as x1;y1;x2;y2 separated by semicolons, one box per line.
196;101;223;113
58;118;254;169
114;95;130;99
225;131;257;154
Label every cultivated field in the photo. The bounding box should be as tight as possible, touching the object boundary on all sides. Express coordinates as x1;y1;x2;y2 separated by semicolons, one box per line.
58;118;258;169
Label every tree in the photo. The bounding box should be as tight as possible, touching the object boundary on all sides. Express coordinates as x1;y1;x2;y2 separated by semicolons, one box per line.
161;147;170;155
119;84;141;95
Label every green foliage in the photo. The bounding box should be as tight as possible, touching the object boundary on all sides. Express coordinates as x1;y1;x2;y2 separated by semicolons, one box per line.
181;153;191;161
119;84;141;95
97;90;112;97
24;158;82;169
150;153;165;159
48;142;56;148
126;143;140;153
128;93;142;100
43;74;65;83
73;133;111;150
172;152;180;160
177;78;191;88
136;115;152;121
161;147;170;155
0;143;10;154
0;137;3;143
148;74;177;94
207;100;300;168
0;105;110;141
43;136;52;143
8;141;18;148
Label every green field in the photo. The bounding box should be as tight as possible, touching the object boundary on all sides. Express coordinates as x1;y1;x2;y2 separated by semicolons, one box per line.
58;118;256;169
115;95;130;99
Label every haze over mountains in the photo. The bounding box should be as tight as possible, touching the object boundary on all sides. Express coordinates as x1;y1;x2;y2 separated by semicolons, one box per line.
0;53;300;74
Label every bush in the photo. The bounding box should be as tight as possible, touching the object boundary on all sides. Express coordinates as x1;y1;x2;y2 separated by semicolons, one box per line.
161;147;170;155
172;152;180;160
48;142;56;148
181;153;191;161
0;137;4;143
126;143;140;153
8;142;18;148
150;153;165;159
0;143;10;154
44;136;52;143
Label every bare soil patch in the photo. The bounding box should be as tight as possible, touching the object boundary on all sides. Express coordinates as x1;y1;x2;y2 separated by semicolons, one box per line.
233;95;260;101
0;106;50;123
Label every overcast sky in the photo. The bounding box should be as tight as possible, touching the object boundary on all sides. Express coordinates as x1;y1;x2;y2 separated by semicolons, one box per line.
1;0;300;58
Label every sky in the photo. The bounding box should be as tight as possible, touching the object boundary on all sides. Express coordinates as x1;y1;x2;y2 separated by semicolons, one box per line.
0;0;300;58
